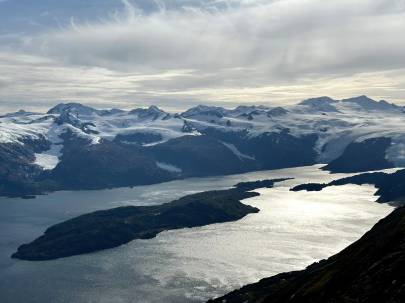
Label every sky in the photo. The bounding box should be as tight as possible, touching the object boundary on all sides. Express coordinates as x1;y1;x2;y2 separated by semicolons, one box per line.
0;0;405;113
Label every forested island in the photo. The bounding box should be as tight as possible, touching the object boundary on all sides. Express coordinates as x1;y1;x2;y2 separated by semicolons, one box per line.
12;178;289;261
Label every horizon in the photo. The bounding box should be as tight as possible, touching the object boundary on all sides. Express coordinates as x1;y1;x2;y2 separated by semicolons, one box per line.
0;94;397;115
1;0;405;113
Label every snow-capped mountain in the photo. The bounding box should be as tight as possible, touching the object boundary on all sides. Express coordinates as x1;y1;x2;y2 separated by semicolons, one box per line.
297;96;339;112
1;96;405;197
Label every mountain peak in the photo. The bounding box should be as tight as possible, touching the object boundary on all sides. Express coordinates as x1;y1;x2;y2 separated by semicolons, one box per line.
147;105;164;113
47;102;97;115
129;105;167;120
299;96;337;105
342;95;374;103
298;96;339;112
181;105;226;118
267;107;288;116
342;95;398;111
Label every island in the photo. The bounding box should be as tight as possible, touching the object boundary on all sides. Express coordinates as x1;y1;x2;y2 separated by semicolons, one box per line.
12;178;289;261
291;169;405;203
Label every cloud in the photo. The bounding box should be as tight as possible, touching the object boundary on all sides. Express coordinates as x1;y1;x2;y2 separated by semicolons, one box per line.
29;0;405;73
0;0;405;112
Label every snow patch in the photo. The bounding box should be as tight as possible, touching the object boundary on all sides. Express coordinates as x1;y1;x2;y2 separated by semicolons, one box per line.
33;122;65;170
156;162;182;173
34;144;63;170
221;142;255;160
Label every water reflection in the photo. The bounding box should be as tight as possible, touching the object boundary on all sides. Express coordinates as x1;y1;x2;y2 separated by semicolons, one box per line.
0;165;395;302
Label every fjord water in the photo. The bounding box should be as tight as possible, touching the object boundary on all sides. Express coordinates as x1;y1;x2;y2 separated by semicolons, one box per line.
0;165;394;302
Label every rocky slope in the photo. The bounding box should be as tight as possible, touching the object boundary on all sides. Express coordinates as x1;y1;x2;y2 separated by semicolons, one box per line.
1;95;405;197
323;137;395;173
209;205;405;303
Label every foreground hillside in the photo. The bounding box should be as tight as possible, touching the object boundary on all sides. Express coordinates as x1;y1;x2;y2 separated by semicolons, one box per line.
1;95;405;197
209;205;405;303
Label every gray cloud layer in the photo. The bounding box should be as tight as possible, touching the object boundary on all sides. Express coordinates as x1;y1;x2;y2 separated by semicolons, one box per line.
0;0;405;113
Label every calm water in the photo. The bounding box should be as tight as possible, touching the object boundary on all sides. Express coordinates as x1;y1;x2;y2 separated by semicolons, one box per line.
0;165;395;302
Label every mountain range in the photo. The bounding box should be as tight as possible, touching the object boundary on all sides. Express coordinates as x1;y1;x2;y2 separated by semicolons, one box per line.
1;95;404;197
